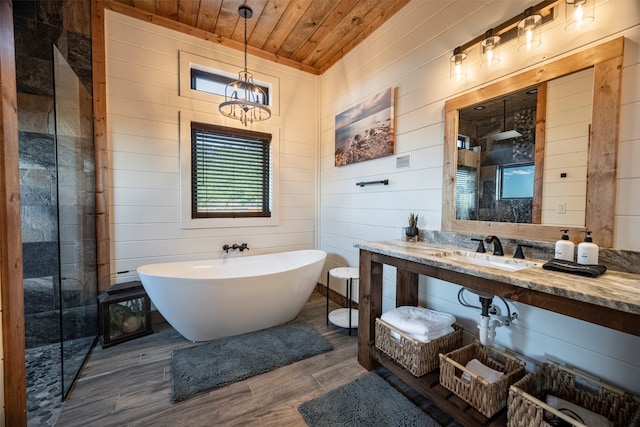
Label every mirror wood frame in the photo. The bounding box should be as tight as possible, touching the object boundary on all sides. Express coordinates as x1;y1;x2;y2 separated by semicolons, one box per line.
442;37;624;248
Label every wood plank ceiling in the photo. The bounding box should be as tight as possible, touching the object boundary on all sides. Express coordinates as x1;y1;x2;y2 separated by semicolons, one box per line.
107;0;411;74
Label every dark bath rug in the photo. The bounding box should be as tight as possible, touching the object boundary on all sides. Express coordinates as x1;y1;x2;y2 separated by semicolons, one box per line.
170;320;332;403
298;373;441;427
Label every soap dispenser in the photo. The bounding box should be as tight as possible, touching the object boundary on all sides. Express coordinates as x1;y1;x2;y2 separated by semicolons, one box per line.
555;229;575;261
577;231;599;265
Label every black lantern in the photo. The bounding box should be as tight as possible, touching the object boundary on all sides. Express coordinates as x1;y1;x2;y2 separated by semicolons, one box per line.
98;281;152;348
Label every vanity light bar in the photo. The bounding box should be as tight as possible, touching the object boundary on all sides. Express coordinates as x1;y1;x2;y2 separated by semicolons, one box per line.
456;0;557;56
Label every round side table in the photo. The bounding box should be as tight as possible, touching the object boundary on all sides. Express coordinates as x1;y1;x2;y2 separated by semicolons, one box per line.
326;267;359;336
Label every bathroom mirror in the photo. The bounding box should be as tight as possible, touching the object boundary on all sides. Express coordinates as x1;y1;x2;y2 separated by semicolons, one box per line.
442;37;623;247
456;67;594;228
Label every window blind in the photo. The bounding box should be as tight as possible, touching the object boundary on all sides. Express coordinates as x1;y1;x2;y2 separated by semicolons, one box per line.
456;167;477;220
191;123;271;218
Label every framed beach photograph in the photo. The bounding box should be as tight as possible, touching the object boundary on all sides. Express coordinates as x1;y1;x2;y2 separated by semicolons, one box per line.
335;87;396;167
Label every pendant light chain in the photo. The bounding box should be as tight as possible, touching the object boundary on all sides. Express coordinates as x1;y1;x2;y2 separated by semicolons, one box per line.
243;10;248;75
219;6;271;126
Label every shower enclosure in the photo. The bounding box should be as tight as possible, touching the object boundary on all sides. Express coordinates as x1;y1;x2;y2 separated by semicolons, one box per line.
23;45;97;425
53;44;98;397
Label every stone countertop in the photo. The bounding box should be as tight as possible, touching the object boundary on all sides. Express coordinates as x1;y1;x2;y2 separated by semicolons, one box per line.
355;239;640;316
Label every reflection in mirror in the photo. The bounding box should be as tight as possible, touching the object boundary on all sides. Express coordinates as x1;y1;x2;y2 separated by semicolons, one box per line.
541;68;593;227
455;68;594;227
456;86;538;223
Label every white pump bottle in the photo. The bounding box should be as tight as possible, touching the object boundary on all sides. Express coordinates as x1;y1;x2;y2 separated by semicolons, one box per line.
554;229;575;261
577;231;599;265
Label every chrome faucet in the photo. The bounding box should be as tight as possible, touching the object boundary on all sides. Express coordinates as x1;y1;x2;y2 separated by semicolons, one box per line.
485;235;504;256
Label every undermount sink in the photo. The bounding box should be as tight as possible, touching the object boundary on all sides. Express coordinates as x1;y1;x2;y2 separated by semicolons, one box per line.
437;250;537;272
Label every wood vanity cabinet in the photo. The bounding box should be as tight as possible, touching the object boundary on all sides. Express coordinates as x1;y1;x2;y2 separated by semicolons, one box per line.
356;245;640;427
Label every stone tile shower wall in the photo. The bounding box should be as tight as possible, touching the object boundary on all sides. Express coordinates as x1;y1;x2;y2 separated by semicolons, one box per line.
478;108;535;223
13;0;95;348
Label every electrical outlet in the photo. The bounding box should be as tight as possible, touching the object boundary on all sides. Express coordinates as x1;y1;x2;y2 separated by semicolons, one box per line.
556;203;566;214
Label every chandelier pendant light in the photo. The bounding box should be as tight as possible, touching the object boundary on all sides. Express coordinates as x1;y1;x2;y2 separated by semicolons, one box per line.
219;6;271;126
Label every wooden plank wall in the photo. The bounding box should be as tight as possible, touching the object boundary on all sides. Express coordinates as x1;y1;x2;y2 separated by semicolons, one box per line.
103;10;318;283
92;0;111;293
318;0;640;395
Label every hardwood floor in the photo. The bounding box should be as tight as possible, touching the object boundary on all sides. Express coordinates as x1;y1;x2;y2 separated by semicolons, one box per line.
56;292;460;426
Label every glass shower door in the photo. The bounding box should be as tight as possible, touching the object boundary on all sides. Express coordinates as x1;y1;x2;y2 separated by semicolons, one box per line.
53;46;98;398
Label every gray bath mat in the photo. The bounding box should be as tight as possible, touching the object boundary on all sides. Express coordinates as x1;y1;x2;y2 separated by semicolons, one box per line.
298;373;440;427
170;320;332;403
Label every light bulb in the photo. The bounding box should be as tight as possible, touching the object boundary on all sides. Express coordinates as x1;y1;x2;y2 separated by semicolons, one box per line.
526;28;533;48
450;48;467;80
518;12;542;52
565;0;594;31
481;33;500;67
574;3;584;29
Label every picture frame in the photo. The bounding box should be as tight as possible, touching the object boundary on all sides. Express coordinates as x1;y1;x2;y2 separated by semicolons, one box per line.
334;87;396;166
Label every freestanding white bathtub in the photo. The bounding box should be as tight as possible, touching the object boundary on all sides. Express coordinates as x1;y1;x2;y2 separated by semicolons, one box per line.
137;249;327;342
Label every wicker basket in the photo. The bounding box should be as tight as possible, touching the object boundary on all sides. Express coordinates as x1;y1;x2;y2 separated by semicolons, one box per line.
508;361;640;427
375;318;463;376
439;341;526;418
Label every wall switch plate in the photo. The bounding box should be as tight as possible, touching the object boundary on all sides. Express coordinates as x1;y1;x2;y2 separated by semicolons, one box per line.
557;203;566;214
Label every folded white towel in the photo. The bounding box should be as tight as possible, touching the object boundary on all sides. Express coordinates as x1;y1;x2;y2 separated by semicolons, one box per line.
545;395;613;427
389;325;455;343
410;326;455;343
461;358;504;384
381;306;456;336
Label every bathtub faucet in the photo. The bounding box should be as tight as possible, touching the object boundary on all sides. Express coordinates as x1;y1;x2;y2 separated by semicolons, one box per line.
223;243;249;253
233;243;250;252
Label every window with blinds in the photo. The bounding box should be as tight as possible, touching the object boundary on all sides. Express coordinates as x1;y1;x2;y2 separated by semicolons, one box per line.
456;167;477;220
191;122;272;218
